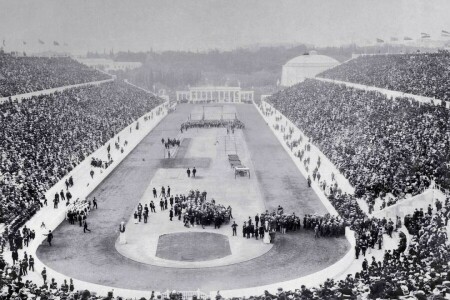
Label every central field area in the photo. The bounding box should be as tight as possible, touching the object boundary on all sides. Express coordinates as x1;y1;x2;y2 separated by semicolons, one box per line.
36;103;349;291
156;232;231;262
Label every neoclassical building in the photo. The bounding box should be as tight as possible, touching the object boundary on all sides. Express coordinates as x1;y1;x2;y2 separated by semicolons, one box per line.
176;86;254;103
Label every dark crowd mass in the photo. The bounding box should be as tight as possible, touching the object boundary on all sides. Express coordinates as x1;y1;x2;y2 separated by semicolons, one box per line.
0;51;110;97
238;210;345;242
133;188;232;229
318;50;450;102
0;81;163;233
265;79;450;210
180;119;245;132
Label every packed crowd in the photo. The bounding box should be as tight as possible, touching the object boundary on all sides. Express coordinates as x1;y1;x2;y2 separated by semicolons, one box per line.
0;81;163;231
131;188;232;229
319;51;450;102
172;190;231;229
266;79;450;207
180;119;245;132
90;155;113;169
353;216;403;260
240;210;345;241
303;213;346;238
162;138;181;149
0;52;110;97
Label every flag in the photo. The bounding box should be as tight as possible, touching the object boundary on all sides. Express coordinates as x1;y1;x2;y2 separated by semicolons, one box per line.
38;39;45;44
53;41;59;46
404;36;413;41
442;30;450;37
2;39;5;46
390;37;398;42
376;38;384;43
421;32;431;39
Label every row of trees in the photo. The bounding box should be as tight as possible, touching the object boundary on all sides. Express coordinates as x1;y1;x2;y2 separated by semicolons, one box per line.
102;43;439;91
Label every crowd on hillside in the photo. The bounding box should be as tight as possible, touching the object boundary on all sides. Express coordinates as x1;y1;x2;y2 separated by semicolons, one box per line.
0;81;163;232
0;52;110;97
319;51;450;102
266;79;450;209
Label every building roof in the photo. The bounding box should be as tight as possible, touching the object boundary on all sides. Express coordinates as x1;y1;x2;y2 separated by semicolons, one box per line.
284;53;339;67
189;86;241;91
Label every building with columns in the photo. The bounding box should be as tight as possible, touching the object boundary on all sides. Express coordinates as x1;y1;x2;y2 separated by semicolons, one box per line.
176;86;254;103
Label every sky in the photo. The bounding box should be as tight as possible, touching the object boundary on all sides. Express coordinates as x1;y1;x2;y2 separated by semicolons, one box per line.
1;0;450;54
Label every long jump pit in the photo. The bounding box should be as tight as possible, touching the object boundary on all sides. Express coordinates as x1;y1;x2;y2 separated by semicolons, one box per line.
36;103;350;292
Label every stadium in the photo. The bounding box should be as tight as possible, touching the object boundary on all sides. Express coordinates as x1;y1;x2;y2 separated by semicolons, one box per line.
1;1;450;300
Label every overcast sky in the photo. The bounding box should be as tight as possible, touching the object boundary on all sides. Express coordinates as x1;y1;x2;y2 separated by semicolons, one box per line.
1;0;450;53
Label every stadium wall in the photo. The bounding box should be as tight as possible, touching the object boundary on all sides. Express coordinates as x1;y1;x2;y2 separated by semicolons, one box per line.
0;78;114;104
372;187;447;220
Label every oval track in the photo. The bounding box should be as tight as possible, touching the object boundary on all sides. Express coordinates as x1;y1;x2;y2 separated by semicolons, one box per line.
37;104;349;291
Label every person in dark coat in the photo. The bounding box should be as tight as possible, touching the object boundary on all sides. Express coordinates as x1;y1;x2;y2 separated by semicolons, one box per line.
231;222;238;236
28;256;34;271
12;249;18;265
84;222;91;233
187;168;191;177
43;230;53;246
169;209;174;221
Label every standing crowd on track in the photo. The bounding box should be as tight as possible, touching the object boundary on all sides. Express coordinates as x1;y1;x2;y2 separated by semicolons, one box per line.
180;119;245;132
161;138;181;149
238;210;346;243
131;188;232;229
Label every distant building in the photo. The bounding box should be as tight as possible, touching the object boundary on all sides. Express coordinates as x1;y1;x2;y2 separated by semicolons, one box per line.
281;51;339;86
77;58;142;72
176;86;254;103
